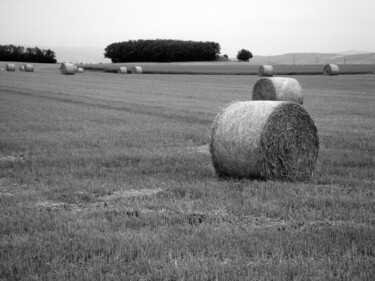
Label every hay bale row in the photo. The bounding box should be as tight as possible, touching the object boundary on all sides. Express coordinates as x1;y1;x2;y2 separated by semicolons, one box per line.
131;66;143;74
252;77;303;105
258;64;339;75
6;64;16;71
24;64;34;72
209;101;319;182
258;65;273;77
117;66;143;74
60;62;76;75
118;66;128;74
323;64;339;75
6;63;34;72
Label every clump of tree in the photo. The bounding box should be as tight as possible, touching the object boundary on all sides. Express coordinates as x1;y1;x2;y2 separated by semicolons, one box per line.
104;39;221;62
0;45;57;63
237;49;253;62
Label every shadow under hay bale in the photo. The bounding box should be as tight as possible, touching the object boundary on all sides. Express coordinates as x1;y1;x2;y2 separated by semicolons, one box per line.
60;62;76;75
210;101;319;182
323;64;339;75
6;64;15;71
131;66;143;74
258;65;273;77
252;77;303;105
118;66;128;74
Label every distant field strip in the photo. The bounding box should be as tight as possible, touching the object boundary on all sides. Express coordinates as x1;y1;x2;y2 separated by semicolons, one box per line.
83;62;375;75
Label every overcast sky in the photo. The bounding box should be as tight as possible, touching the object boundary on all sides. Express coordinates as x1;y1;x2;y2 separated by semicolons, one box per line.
1;0;374;58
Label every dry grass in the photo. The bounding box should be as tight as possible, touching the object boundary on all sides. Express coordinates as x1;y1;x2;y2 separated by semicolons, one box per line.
323;64;339;75
60;62;76;75
210;101;319;181
258;65;273;77
252;77;303;104
131;66;143;74
118;66;127;74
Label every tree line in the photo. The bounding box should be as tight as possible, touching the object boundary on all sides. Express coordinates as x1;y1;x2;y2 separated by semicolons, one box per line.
0;45;57;63
104;39;221;62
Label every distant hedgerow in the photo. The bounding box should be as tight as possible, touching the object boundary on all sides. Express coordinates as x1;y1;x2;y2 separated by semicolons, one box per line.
0;44;57;63
104;39;221;62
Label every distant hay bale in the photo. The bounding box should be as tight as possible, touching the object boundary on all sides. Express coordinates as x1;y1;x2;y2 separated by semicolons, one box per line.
60;62;76;75
20;65;25;71
258;65;273;77
118;66;128;74
252;77;303;105
209;101;319;182
323;64;339;75
24;64;34;72
0;68;4;71
6;64;15;71
131;66;143;74
77;67;84;73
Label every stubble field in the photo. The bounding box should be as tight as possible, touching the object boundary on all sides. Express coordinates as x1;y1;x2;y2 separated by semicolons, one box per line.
1;64;374;280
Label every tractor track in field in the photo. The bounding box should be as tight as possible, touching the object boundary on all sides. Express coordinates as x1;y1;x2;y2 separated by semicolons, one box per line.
1;86;212;125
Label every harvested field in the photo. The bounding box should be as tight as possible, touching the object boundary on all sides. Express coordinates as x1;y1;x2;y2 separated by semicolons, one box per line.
0;65;374;280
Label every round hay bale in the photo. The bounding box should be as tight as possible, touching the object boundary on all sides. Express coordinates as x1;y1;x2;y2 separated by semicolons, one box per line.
209;101;319;182
77;67;84;73
6;64;16;71
60;62;76;75
20;65;25;71
252;77;303;105
131;66;143;74
323;64;339;75
258;65;273;77
24;64;34;72
118;66;128;74
0;68;4;71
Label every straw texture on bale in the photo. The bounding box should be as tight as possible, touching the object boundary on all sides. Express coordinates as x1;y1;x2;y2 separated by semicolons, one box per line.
77;67;84;73
20;65;25;71
131;66;143;74
60;62;76;75
118;66;128;74
6;64;15;71
210;101;319;182
258;65;273;77
24;64;34;72
323;64;339;75
252;77;303;105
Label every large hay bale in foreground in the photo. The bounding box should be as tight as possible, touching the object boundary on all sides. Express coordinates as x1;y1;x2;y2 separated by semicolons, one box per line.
252;77;303;105
258;65;273;77
131;66;143;74
60;62;76;75
210;101;319;182
118;66;128;74
323;64;339;75
24;64;34;72
6;64;15;71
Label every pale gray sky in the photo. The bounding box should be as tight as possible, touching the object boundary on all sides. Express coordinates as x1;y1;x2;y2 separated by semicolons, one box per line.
1;0;374;59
